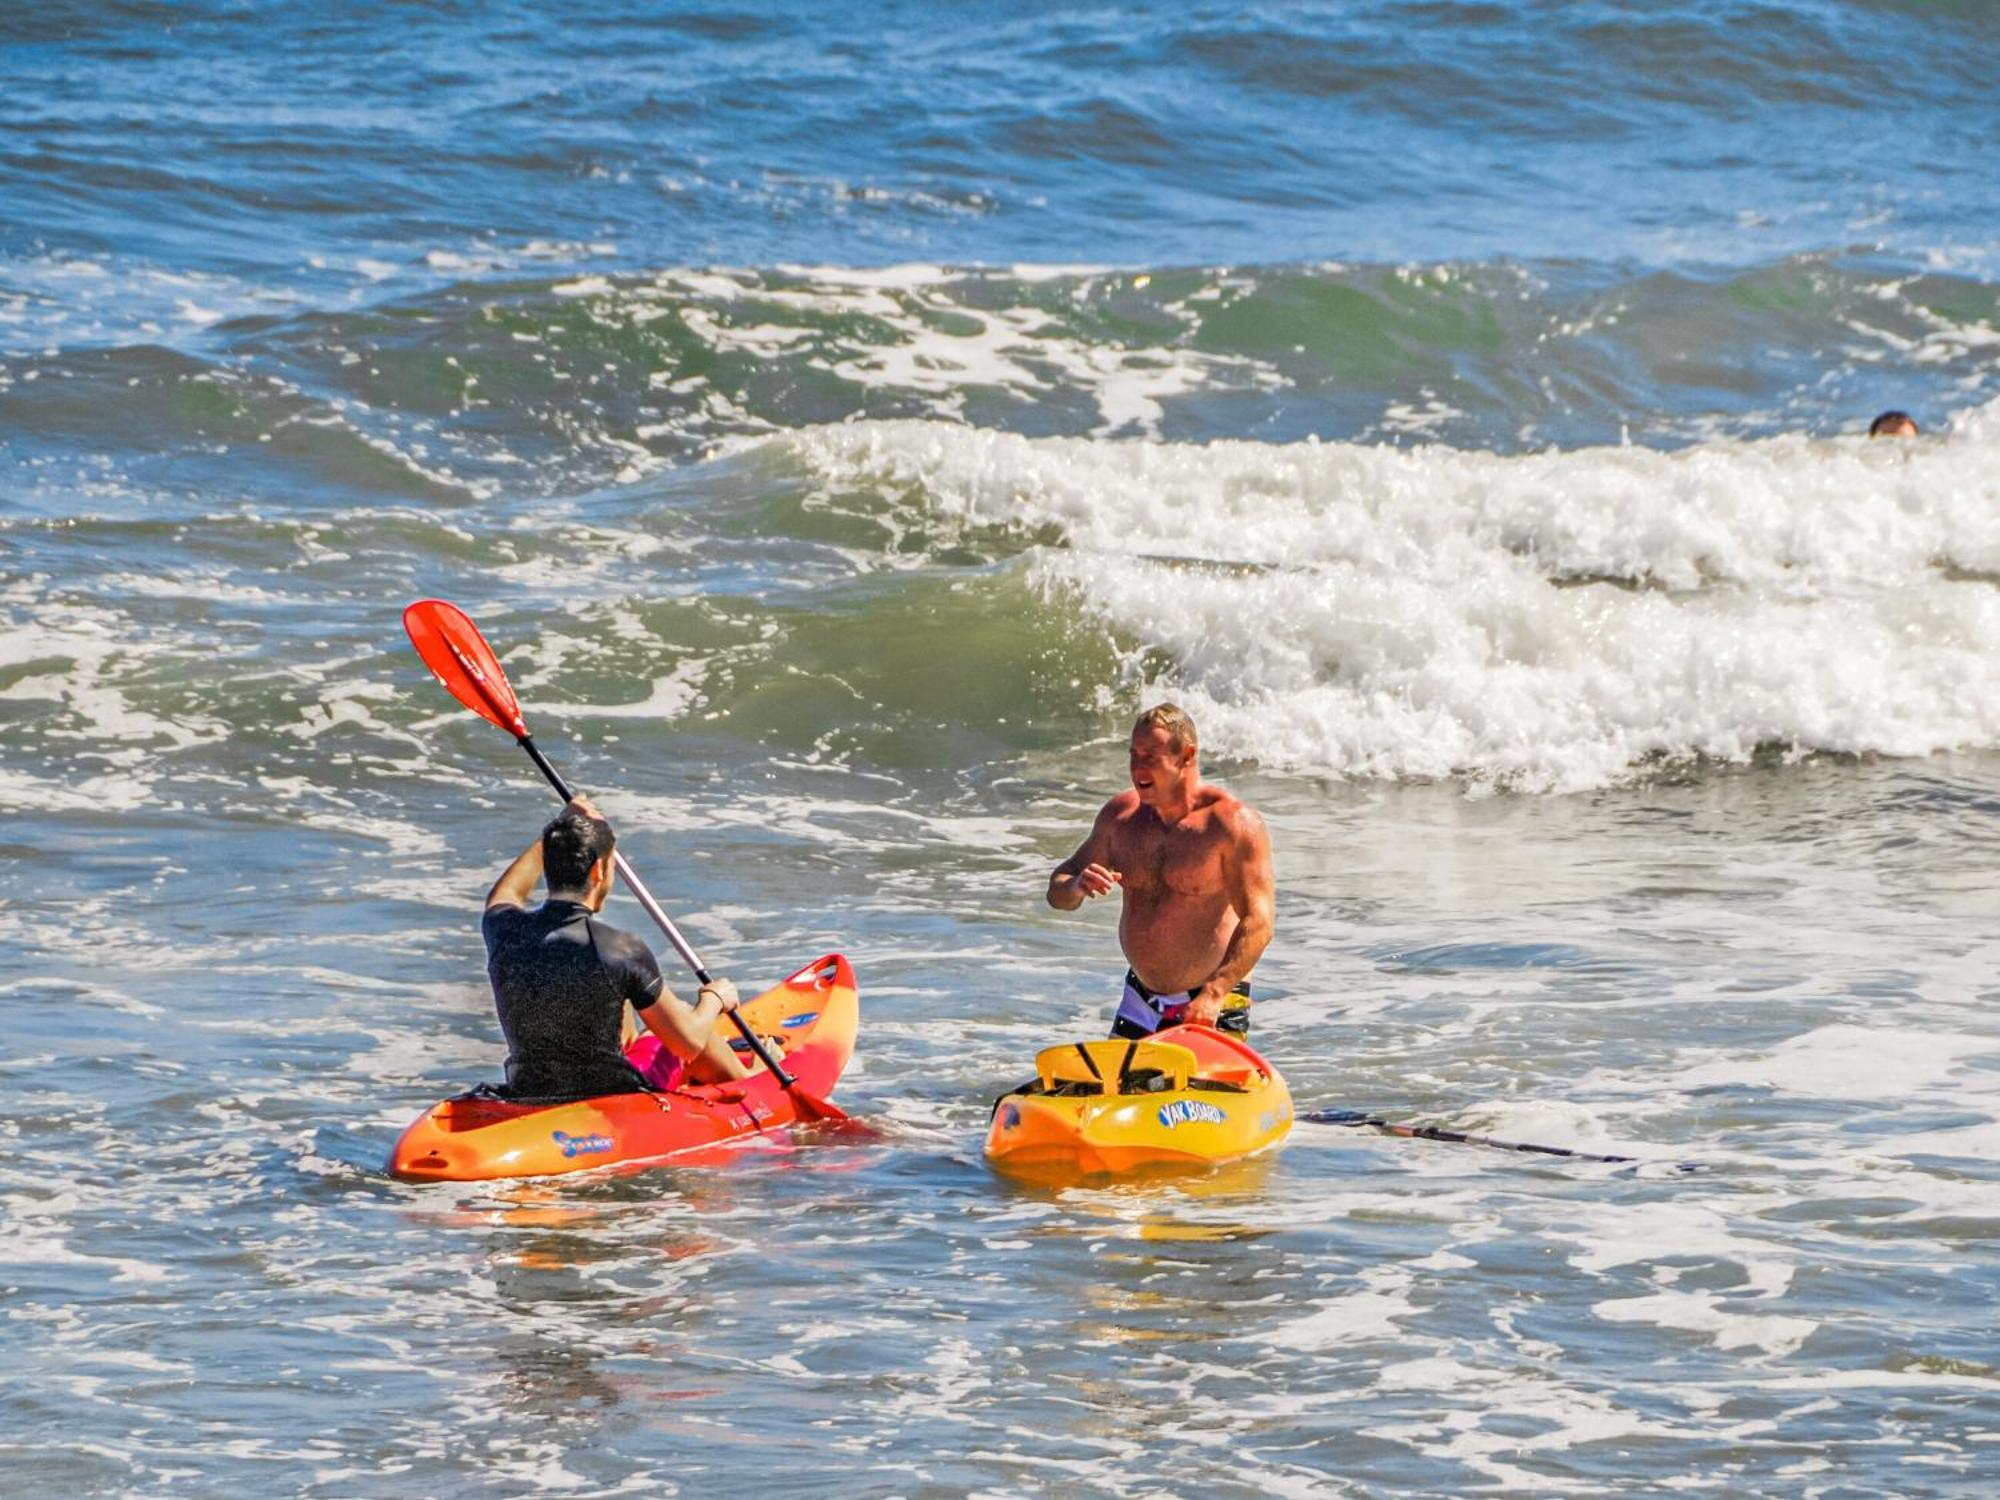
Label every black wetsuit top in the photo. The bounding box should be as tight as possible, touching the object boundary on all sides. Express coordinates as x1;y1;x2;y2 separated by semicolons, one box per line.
482;899;665;1100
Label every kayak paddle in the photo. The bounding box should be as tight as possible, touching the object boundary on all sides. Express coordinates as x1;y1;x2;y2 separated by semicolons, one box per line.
1302;1109;1686;1167
402;596;851;1125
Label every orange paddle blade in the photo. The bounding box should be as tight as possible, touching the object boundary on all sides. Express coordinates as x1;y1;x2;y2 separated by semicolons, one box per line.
785;1086;853;1126
403;599;529;738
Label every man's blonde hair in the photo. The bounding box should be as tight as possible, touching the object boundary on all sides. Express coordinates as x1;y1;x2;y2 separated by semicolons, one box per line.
1134;702;1199;756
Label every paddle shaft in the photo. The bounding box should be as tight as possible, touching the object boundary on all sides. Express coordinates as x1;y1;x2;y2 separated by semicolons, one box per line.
1302;1110;1637;1165
510;737;707;976
511;732;801;1087
427;625;796;1085
410;602;851;1118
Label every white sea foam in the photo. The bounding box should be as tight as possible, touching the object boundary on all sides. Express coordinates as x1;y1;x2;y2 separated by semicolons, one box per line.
1660;1023;2000;1102
588;265;1273;439
775;411;2000;790
0;595;236;811
0;252;309;353
1362;1367;1673;1494
1592;1289;1818;1358
538;659;708;722
1264;1267;1423;1347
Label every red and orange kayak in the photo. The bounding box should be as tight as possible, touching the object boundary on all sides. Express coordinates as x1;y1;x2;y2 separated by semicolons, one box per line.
388;953;858;1181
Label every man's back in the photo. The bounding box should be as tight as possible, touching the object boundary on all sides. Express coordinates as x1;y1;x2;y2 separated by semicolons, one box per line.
482;899;663;1099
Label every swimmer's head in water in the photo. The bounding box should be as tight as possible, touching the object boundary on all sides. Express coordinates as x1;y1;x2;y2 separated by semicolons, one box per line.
1869;410;1919;438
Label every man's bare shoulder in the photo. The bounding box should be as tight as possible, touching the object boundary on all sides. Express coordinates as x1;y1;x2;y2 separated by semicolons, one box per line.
1098;788;1144;821
1091;789;1147;851
1198;782;1268;841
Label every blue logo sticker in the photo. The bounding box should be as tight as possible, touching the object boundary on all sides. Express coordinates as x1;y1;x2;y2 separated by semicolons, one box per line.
781;1012;820;1029
1156;1100;1227;1129
998;1103;1021;1130
552;1130;614;1158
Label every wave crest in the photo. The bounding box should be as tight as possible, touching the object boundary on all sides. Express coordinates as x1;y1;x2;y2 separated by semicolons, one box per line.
772;415;2000;790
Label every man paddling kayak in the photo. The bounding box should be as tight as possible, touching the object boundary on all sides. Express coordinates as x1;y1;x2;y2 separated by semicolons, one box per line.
484;795;751;1097
1047;704;1275;1038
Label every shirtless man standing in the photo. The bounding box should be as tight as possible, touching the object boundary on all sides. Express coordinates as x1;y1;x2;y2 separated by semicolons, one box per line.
1047;704;1275;1038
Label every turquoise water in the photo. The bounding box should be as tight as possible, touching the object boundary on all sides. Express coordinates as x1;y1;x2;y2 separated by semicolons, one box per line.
4;3;2000;1495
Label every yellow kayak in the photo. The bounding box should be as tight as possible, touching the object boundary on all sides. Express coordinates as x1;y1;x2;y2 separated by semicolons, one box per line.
984;1023;1292;1177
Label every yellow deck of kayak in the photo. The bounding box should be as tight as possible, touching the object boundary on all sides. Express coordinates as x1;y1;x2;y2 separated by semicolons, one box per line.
984;1024;1292;1177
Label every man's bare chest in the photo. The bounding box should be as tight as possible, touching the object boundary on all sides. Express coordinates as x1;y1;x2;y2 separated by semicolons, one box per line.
1113;817;1226;894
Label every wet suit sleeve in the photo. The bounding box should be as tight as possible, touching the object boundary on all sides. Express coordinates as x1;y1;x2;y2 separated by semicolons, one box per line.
602;927;667;1012
480;903;524;956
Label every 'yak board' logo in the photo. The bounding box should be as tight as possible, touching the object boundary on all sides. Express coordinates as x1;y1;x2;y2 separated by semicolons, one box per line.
552;1129;614;1158
1156;1100;1227;1129
782;1011;820;1029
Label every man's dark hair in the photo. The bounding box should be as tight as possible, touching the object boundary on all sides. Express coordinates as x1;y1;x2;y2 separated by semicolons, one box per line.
542;805;615;891
1869;410;1919;437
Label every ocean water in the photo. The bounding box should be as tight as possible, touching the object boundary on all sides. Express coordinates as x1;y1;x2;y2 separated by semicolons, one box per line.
4;2;2000;1495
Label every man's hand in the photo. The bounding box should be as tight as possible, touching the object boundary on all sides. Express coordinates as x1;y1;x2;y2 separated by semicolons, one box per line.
1183;987;1226;1028
1049;800;1125;912
697;977;740;1013
567;793;605;821
1074;863;1123;899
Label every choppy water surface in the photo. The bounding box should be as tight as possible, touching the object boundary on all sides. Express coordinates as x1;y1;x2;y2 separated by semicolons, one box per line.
5;3;2000;1495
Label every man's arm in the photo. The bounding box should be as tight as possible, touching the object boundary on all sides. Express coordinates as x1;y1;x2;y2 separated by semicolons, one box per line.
486;838;542;910
1048;799;1125;911
610;935;750;1080
487;796;602;909
637;977;750;1081
1187;806;1275;1023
